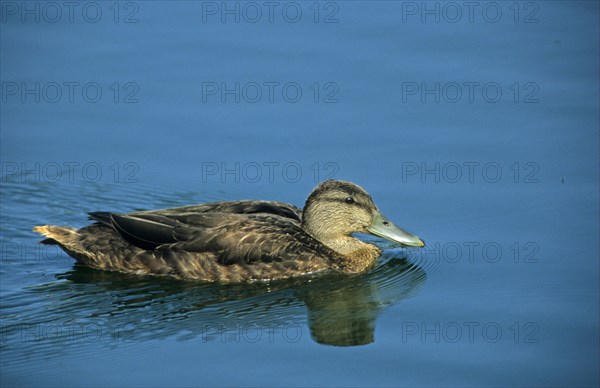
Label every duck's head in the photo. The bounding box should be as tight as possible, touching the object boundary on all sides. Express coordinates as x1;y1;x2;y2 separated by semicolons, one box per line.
301;180;424;254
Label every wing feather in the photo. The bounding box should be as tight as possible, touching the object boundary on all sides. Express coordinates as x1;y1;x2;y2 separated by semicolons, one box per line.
89;201;333;266
177;214;334;265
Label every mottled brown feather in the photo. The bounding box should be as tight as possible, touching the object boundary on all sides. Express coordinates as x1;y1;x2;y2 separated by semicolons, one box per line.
33;180;403;282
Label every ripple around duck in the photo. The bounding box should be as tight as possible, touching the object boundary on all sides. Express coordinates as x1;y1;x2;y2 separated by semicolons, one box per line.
405;237;444;279
0;251;428;363
2;180;431;358
357;232;442;280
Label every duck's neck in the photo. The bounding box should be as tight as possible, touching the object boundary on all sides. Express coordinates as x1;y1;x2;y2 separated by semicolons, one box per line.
318;235;382;273
302;211;381;273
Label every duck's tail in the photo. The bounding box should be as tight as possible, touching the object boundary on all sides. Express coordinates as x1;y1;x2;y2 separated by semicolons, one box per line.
34;225;94;264
33;225;79;246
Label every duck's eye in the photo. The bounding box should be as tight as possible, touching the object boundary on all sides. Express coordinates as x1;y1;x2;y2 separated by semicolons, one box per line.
344;197;355;204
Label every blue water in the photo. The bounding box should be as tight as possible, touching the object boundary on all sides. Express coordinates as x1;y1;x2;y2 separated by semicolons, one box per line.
1;1;598;386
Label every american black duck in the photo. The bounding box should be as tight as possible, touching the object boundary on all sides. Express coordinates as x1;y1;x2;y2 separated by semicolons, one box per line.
34;180;424;282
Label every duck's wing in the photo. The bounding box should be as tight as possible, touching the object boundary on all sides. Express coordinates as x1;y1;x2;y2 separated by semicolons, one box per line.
87;200;303;251
135;200;303;223
175;213;335;265
88;209;334;265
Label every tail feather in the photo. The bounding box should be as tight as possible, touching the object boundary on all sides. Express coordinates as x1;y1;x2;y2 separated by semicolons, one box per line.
33;225;79;246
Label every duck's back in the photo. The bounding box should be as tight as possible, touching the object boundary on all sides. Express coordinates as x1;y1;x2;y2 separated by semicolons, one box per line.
35;200;340;282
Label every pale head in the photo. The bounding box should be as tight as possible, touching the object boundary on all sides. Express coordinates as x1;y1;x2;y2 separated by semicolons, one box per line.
301;180;424;254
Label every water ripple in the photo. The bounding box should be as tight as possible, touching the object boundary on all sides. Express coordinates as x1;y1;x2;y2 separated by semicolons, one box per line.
1;178;429;375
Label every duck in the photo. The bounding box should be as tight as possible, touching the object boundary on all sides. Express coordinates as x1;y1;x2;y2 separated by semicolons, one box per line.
33;180;424;283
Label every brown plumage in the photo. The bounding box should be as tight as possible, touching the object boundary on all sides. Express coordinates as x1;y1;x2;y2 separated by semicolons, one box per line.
33;180;424;282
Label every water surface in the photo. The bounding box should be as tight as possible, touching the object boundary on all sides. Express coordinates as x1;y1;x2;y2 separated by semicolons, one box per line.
1;1;598;386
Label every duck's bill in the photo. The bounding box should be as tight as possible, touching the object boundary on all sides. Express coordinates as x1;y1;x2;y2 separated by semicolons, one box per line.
366;212;425;247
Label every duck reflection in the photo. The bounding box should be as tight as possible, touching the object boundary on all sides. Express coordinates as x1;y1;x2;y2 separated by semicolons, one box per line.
53;254;426;347
299;257;425;346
